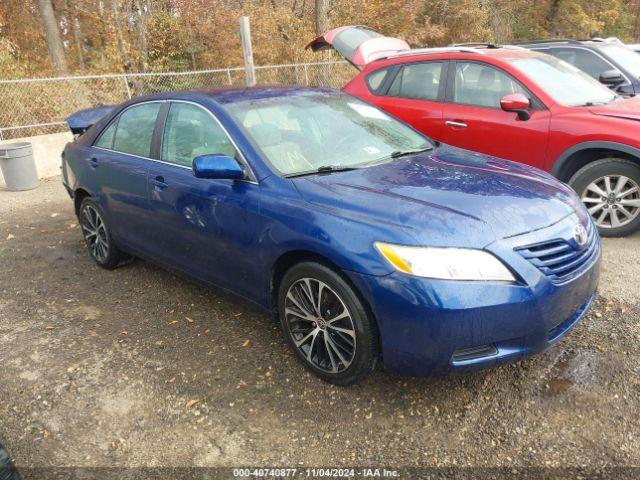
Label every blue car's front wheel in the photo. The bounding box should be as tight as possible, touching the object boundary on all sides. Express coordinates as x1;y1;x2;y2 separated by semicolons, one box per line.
278;262;379;385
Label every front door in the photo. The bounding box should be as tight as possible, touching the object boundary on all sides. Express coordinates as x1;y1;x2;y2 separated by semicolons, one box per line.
146;101;263;299
439;61;551;168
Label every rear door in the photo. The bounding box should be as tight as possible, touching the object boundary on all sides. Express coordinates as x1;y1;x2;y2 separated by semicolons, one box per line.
361;61;448;141
90;101;162;249
307;26;410;68
438;60;550;167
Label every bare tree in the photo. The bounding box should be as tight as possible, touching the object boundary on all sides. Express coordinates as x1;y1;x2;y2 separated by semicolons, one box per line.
315;0;330;35
36;0;68;74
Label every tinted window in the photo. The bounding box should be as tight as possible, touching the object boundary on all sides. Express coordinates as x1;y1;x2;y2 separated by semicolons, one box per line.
162;103;236;167
387;62;443;101
95;122;116;149
550;48;614;80
113;103;161;157
453;62;527;108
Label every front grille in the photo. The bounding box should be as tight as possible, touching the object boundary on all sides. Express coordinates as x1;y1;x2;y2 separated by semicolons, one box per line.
516;221;598;283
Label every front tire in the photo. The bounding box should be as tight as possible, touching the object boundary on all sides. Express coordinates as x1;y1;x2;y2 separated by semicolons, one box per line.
78;198;128;269
569;158;640;237
278;262;379;386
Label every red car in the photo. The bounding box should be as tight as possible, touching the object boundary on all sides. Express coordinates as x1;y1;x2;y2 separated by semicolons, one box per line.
308;26;640;236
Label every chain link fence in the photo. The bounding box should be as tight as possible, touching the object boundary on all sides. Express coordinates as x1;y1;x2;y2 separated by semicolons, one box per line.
0;61;353;140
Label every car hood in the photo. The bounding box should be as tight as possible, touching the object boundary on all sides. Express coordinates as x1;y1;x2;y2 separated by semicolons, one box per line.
589;95;640;121
291;145;587;247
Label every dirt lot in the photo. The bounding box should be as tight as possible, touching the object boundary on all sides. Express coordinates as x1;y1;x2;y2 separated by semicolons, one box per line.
1;178;639;478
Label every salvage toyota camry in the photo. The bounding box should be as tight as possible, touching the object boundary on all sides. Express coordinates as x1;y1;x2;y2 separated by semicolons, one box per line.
62;87;601;385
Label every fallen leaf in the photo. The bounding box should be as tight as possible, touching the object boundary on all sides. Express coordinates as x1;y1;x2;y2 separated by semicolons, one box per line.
5;234;14;240
167;320;178;325
185;316;194;324
44;325;55;330
67;365;78;373
43;429;50;438
595;311;602;318
50;213;59;218
186;399;199;408
120;331;128;335
168;376;176;383
154;340;164;348
233;312;243;317
242;340;250;347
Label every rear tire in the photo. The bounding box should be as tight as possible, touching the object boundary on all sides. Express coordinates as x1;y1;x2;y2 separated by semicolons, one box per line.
569;158;640;237
78;198;129;269
278;262;379;386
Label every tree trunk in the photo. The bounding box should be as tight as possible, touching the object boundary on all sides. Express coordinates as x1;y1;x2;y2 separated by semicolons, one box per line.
314;0;330;35
110;0;132;72
63;0;85;68
135;0;148;71
36;0;68;74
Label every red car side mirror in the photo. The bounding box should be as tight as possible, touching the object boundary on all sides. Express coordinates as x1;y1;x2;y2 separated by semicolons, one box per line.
500;93;531;121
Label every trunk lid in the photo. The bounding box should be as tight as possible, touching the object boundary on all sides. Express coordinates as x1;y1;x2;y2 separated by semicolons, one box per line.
306;25;410;68
67;105;115;136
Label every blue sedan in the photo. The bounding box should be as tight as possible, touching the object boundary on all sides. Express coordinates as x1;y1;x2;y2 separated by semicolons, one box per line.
62;87;601;385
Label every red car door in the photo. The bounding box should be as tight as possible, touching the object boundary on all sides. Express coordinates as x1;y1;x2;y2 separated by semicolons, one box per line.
439;60;551;167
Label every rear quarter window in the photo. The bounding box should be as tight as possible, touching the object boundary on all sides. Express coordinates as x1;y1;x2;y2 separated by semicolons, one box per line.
365;68;391;95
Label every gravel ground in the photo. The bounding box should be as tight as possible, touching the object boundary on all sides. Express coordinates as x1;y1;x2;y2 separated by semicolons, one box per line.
0;178;639;478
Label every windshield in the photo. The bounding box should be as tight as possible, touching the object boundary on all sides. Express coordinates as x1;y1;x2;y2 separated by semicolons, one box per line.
599;43;640;78
225;91;432;176
507;54;617;107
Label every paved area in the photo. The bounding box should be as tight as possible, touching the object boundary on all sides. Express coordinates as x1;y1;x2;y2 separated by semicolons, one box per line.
0;178;639;477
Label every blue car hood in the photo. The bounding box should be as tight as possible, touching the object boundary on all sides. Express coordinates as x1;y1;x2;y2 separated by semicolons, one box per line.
292;145;587;247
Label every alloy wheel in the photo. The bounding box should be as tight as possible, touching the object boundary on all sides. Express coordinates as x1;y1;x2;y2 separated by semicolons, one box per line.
581;175;640;229
284;278;357;373
81;204;110;263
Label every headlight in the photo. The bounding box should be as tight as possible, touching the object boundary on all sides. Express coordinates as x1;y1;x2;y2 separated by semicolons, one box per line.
375;242;516;282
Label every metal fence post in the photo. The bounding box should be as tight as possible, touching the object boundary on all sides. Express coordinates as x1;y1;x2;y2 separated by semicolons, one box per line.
303;64;310;85
240;16;256;86
123;74;132;99
227;68;233;85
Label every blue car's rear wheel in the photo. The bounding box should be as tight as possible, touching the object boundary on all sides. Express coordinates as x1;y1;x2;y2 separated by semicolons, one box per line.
79;198;128;270
278;262;378;385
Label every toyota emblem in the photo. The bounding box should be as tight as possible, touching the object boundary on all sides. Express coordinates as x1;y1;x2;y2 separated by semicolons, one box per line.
573;224;588;247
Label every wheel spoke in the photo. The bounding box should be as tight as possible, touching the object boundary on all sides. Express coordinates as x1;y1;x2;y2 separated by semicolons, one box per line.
613;176;629;195
618;206;634;220
306;329;320;361
294;328;318;348
582;197;601;203
603;176;613;194
610;209;622;228
620;186;639;198
326;309;349;324
587;203;605;215
620;198;640;208
326;334;351;368
323;332;338;373
328;325;356;339
586;183;607;198
285;307;315;323
596;209;609;226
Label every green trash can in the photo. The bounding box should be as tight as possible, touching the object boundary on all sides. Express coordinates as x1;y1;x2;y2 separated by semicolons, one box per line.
0;142;39;191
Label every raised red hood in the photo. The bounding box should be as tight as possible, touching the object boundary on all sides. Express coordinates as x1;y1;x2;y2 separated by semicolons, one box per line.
589;96;640;121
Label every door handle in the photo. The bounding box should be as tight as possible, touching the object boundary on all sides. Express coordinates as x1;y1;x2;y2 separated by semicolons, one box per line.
89;157;99;169
445;120;468;128
153;175;168;191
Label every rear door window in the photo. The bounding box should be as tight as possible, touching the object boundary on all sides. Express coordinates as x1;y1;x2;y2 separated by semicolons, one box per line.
112;103;161;158
549;47;614;80
386;62;444;101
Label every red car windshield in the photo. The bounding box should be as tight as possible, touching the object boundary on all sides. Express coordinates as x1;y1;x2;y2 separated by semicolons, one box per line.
507;54;617;107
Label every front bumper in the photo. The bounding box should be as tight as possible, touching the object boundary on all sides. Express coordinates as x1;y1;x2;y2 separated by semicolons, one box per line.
346;215;601;376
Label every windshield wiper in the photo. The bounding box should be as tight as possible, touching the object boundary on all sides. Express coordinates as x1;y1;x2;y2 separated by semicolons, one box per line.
285;165;360;178
389;146;433;158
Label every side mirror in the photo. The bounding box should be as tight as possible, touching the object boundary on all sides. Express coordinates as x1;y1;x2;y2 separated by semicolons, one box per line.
193;154;245;180
500;93;531;121
599;69;625;87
